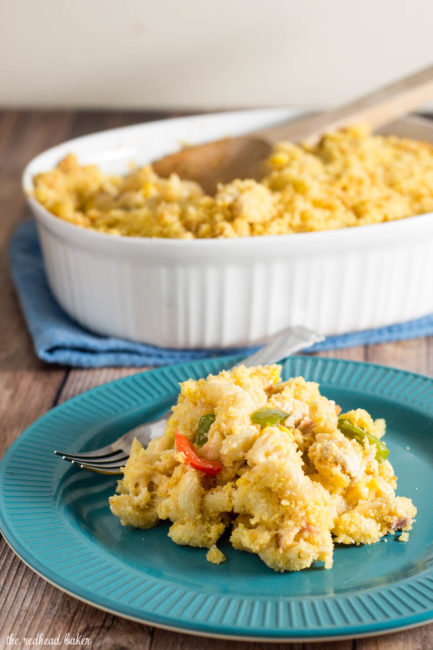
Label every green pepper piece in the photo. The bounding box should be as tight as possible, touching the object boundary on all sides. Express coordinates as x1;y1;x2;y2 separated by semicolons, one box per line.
338;417;389;462
196;413;216;447
251;408;290;427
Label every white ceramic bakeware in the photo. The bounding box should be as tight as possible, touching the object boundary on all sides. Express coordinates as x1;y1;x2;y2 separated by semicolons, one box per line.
23;110;433;349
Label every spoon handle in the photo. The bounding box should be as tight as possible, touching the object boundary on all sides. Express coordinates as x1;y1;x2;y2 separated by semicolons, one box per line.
256;64;433;144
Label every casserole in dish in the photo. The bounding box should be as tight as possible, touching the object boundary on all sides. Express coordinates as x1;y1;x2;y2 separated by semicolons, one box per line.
23;110;433;348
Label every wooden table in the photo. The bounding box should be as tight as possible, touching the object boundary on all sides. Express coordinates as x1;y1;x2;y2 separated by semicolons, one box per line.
0;109;432;650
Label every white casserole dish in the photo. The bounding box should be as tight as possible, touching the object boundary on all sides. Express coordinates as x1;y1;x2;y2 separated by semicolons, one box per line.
23;109;433;349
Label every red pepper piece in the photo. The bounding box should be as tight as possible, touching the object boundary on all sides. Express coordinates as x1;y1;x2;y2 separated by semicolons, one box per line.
175;431;223;476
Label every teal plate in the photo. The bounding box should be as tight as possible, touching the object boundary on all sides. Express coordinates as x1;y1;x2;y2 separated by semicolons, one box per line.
1;356;433;641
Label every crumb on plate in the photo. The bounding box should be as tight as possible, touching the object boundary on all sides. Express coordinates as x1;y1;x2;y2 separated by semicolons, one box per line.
206;545;226;565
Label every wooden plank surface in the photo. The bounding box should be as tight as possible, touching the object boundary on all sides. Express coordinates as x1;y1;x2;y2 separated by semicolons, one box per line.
0;110;432;650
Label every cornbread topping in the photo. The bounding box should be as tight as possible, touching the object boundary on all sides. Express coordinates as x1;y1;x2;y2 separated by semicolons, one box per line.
33;125;433;239
109;365;416;572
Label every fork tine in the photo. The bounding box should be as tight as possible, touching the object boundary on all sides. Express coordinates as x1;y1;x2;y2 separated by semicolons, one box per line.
60;456;125;467
79;460;126;470
60;453;129;465
54;448;126;461
62;457;125;474
71;460;123;475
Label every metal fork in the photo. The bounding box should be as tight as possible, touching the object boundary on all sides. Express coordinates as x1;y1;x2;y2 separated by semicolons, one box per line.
54;325;323;475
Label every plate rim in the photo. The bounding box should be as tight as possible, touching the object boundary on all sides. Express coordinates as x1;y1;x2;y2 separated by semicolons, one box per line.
1;355;433;640
2;534;432;644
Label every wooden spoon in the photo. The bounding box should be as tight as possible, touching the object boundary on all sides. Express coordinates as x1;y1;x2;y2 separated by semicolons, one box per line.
153;64;433;194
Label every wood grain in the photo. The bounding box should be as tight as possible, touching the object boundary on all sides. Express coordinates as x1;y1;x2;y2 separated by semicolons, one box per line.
0;109;432;650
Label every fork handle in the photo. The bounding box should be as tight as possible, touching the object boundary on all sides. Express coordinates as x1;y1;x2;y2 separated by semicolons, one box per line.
129;325;323;445
235;325;323;368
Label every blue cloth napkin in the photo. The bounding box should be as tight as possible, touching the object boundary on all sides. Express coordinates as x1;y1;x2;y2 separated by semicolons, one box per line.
9;220;433;368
